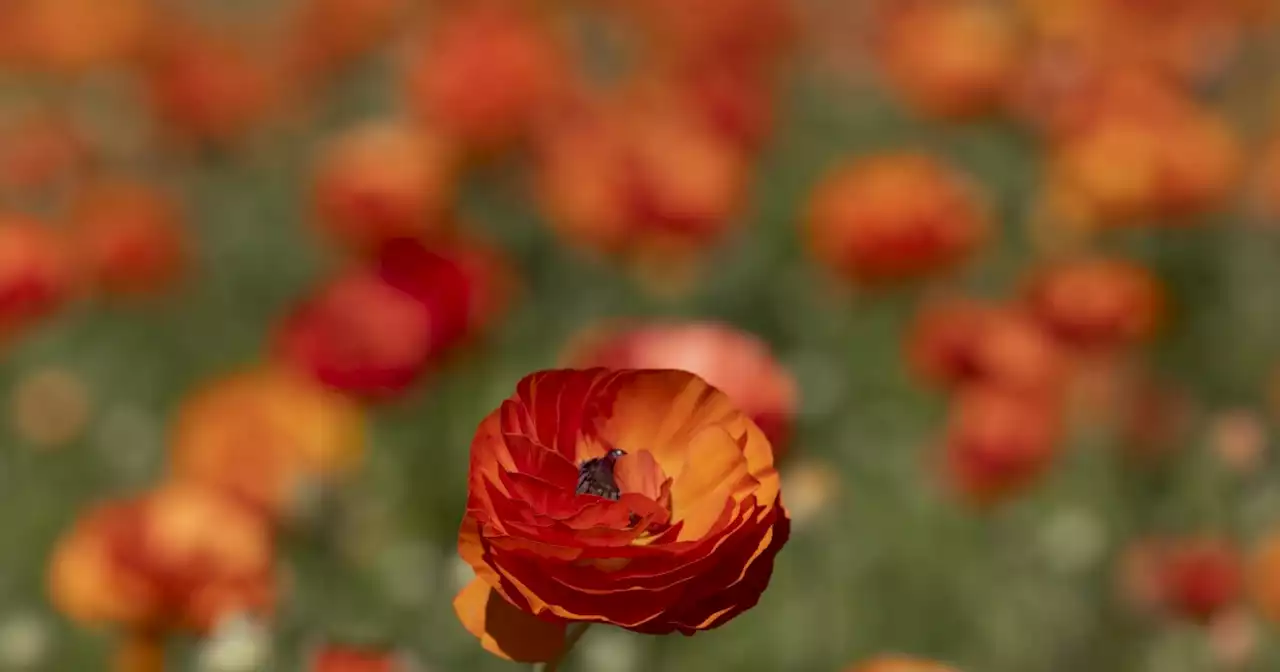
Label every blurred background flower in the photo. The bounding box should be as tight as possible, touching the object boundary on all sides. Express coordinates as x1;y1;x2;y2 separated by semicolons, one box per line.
5;0;1280;669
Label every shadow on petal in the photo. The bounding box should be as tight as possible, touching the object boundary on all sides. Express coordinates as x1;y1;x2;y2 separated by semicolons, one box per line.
454;578;567;662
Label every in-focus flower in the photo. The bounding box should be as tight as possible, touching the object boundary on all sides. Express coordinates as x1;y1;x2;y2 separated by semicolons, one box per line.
565;322;798;459
876;0;1020;120
535;92;747;265
311;121;456;252
848;657;959;672
806;153;989;284
70;179;186;296
48;482;275;634
405;3;568;152
1022;257;1165;352
310;643;414;672
941;387;1062;507
454;369;789;662
0;216;75;336
169;366;366;520
907;298;1065;398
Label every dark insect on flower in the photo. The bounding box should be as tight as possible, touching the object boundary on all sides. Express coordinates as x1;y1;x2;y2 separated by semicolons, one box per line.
576;448;626;500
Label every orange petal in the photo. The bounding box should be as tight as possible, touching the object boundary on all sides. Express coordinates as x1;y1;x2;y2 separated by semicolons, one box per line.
602;370;741;479
454;578;567;663
614;450;669;501
670;425;756;539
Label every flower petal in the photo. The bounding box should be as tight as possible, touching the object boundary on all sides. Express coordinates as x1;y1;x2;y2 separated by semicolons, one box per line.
453;578;567;663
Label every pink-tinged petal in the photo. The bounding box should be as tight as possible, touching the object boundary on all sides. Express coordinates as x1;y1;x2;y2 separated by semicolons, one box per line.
453;578;567;663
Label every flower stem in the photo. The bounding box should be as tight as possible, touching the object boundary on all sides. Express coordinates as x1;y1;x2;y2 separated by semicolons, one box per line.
533;622;592;672
114;629;164;672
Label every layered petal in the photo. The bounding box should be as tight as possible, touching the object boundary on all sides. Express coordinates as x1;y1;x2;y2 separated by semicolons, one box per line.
454;368;789;657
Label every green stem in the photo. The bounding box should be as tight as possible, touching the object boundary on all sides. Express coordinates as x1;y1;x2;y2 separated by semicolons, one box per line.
533;622;592;672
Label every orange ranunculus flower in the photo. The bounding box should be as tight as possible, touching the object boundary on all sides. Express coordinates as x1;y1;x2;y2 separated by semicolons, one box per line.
169;366;366;519
70;179;187;296
140;24;285;145
806;153;989;284
311;120;457;253
565;322;798;460
1041;72;1240;226
621;0;797;75
941;387;1062;507
1249;532;1280;623
0;216;75;336
1252;130;1280;224
286;0;410;82
48;482;275;634
1022;257;1165;352
405;3;569;152
0;112;93;199
629;64;778;154
454;368;790;662
535;91;747;264
876;0;1020;120
907;298;1065;398
849;656;960;672
1018;0;1249;82
5;0;152;73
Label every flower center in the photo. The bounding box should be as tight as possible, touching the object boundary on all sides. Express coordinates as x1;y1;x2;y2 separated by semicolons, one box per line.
575;448;626;500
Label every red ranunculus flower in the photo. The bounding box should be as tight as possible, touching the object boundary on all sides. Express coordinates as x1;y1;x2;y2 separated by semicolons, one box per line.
941;387;1062;507
907;298;1065;398
0;216;75;335
274;269;435;399
1022;256;1166;352
454;368;790;662
375;236;513;356
806;153;990;284
310;121;456;253
71;179;187;296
